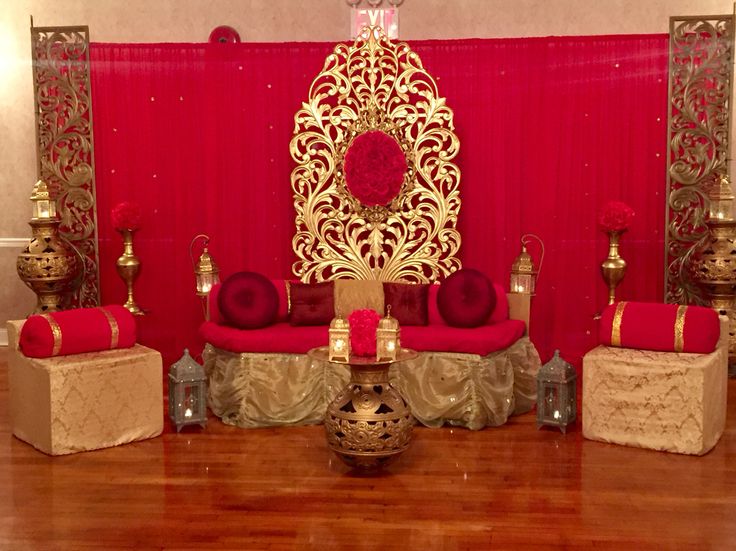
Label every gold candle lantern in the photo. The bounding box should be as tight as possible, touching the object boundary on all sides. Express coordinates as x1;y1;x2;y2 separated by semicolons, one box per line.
190;234;220;298
376;305;400;361
510;234;544;295
329;314;351;362
16;180;81;313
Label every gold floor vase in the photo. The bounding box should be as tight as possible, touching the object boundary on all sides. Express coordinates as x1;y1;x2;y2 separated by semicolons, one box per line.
324;361;414;470
601;230;627;305
116;229;144;315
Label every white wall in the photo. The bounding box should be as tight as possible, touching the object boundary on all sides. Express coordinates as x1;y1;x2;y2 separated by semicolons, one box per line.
0;0;731;337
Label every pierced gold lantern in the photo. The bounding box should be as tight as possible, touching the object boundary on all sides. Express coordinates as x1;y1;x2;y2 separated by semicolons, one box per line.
329;314;351;361
16;180;81;313
510;234;544;295
190;234;220;298
376;305;400;361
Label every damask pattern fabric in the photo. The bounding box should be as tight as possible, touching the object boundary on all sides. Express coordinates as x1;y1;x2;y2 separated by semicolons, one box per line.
8;321;163;456
582;318;728;455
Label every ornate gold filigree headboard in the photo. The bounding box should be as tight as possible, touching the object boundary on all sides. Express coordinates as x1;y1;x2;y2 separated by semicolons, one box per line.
290;26;461;283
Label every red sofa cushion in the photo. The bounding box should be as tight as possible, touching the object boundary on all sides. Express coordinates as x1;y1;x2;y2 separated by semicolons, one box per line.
599;301;720;354
383;282;429;325
289;281;335;326
401;319;525;356
218;271;279;329
201;321;329;354
437;269;497;328
200;318;525;356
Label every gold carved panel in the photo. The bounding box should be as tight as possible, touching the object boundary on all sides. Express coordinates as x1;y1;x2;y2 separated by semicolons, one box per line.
665;16;733;305
31;25;100;307
290;26;461;283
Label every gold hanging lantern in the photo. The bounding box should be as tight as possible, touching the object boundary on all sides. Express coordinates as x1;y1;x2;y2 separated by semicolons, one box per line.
510;234;544;295
190;234;220;298
16;180;81;313
376;305;400;361
328;314;351;362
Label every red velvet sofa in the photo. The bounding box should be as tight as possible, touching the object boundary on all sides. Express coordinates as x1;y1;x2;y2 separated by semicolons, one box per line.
199;279;540;430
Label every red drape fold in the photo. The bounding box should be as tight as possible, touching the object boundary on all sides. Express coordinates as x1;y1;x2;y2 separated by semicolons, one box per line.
90;35;668;365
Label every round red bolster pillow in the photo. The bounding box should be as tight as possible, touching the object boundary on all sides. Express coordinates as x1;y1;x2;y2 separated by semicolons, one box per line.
19;305;137;358
599;301;720;354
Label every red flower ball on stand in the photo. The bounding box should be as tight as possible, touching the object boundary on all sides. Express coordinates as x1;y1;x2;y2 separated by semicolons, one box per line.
344;130;407;206
598;200;635;233
112;201;144;315
348;308;381;357
111;201;142;232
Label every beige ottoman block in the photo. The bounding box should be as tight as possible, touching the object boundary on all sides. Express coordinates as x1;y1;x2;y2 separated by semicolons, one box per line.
7;320;163;456
582;319;728;455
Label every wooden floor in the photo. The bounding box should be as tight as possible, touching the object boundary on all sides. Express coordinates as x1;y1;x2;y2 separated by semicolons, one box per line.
1;348;735;550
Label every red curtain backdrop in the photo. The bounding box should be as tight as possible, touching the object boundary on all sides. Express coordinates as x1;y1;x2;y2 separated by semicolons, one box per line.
90;35;668;366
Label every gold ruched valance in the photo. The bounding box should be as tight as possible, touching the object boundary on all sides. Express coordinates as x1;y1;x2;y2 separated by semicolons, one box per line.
203;337;540;430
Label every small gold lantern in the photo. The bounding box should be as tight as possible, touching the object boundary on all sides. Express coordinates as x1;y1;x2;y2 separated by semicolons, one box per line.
190;234;220;297
168;349;208;432
709;174;735;221
536;350;577;433
329;314;351;362
30;179;56;220
510;234;544;295
376;305;400;361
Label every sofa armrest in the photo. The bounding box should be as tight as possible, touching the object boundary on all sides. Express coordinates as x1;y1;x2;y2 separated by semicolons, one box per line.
507;293;530;334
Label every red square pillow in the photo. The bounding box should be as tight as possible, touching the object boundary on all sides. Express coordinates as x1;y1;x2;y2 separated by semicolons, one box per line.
437;269;496;328
383;282;429;325
289;281;335;326
218;272;279;329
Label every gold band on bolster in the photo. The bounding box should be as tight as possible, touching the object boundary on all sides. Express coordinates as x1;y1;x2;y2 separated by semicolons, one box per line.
674;304;687;353
611;301;628;347
41;314;62;356
98;307;120;349
285;281;292;315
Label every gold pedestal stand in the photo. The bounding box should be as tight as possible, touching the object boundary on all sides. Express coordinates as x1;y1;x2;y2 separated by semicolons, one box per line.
16;181;81;313
694;219;736;377
116;229;144;315
601;230;627;305
310;347;417;471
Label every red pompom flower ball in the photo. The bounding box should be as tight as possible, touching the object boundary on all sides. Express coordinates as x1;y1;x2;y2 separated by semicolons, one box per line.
344;130;407;206
348;308;381;357
598;200;635;232
111;201;142;232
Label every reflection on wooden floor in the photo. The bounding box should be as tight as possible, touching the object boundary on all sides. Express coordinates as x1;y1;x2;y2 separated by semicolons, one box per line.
0;347;734;549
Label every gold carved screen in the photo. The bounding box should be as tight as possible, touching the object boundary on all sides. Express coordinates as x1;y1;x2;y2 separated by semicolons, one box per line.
31;24;100;307
665;16;733;305
290;26;461;283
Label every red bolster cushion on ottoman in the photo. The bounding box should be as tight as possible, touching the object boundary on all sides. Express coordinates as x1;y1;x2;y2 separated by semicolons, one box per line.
19;305;137;358
599;301;720;354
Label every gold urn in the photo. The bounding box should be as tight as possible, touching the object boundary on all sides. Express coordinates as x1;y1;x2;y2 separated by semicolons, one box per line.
116;229;144;315
16;180;81;313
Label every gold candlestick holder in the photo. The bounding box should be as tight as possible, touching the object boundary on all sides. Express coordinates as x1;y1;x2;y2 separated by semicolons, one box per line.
116;228;144;315
601;230;627;305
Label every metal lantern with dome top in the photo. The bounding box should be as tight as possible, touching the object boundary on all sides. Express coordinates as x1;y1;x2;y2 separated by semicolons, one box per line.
536;350;577;433
168;349;208;432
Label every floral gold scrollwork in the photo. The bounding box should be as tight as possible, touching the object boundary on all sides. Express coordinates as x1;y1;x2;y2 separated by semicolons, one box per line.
665;16;733;305
290;26;461;283
32;25;100;308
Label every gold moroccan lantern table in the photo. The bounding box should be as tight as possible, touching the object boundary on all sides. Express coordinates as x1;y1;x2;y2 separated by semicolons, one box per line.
309;346;417;470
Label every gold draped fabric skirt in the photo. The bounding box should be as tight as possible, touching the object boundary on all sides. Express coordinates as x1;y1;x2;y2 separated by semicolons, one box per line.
203;337;541;430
